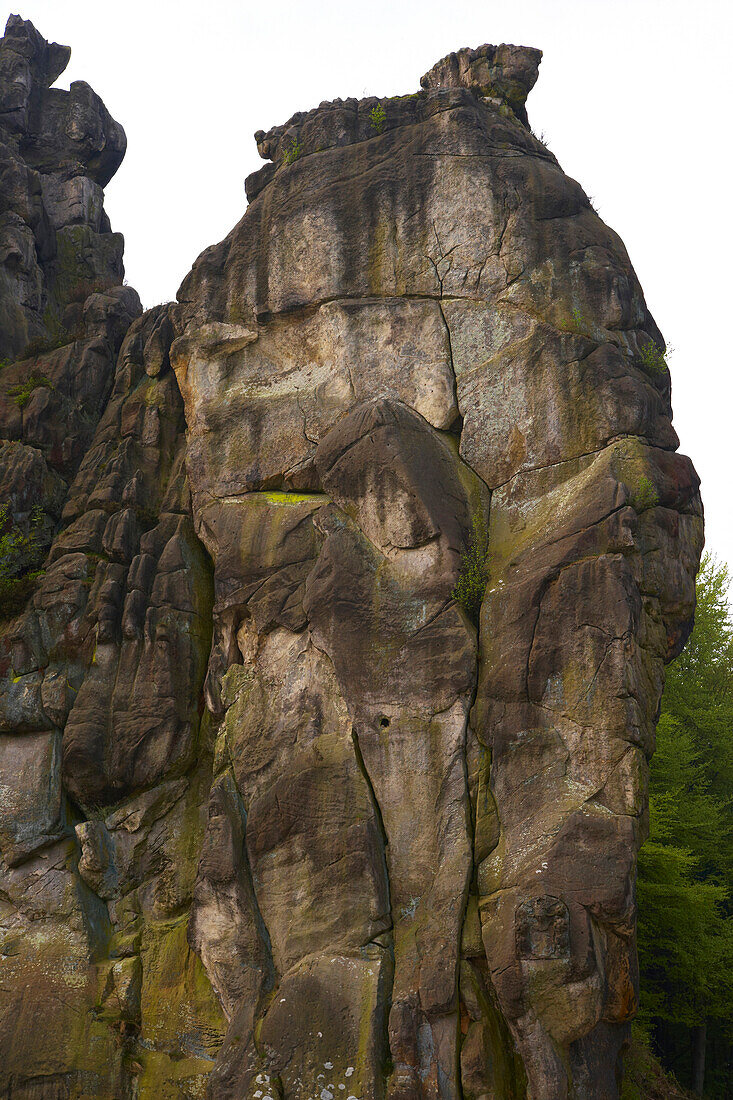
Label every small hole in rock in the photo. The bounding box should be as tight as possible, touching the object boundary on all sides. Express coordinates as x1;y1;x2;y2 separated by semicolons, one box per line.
379;716;390;729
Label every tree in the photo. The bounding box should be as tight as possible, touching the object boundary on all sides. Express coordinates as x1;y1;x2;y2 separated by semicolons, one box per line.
636;555;733;1096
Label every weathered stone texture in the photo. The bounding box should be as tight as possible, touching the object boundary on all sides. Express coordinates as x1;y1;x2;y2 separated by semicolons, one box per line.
0;19;703;1100
0;17;217;1099
0;15;129;358
0;14;141;637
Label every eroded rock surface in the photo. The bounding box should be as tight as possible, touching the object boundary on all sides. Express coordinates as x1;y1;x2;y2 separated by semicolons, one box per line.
0;17;218;1099
0;20;703;1100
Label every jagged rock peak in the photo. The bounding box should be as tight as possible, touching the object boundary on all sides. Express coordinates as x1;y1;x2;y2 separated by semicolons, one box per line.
0;14;135;364
0;11;140;629
0;15;126;185
2;14;70;88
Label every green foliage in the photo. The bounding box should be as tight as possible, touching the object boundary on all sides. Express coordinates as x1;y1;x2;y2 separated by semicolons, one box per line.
282;137;303;164
621;1024;694;1100
636;554;733;1093
559;306;586;334
632;474;659;512
0;358;11;370
637;777;733;1029
7;374;54;409
638;339;671;376
452;513;490;625
662;555;733;818
369;103;386;134
0;503;46;618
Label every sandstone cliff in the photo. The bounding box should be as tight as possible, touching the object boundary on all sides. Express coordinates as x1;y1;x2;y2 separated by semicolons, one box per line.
0;19;703;1100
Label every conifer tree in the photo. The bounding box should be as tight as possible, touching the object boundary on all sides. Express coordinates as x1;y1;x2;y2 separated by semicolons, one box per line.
637;555;733;1095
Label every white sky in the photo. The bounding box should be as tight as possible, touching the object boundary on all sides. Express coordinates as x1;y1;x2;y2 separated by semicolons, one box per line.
6;0;732;575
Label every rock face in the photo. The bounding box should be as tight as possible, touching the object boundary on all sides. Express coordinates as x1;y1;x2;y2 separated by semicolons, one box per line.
0;25;703;1100
0;13;141;633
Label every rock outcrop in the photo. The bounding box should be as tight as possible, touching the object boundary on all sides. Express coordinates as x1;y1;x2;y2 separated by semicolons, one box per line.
0;24;703;1100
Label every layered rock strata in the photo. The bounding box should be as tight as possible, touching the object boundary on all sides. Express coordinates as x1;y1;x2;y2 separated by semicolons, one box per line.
0;24;703;1100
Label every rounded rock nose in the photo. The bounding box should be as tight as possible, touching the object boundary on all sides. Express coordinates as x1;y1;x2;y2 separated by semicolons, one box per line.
66;79;128;185
45;41;71;85
420;42;542;121
97;114;128;186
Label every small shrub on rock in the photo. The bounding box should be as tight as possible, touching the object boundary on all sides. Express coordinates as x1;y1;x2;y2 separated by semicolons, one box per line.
8;374;54;409
282;137;303;164
370;103;386;134
559;306;587;334
638;339;671;376
632;475;659;512
452;513;490;625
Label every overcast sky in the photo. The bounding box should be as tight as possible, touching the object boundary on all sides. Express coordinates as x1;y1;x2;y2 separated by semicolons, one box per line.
6;0;732;576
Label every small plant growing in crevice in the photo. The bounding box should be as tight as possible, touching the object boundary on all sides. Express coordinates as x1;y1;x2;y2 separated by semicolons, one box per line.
8;374;54;409
370;103;386;134
638;339;671;377
452;513;490;625
282;137;303;165
632;475;659;512
559;307;587;335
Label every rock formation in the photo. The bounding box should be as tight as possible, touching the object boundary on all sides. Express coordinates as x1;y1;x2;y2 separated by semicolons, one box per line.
0;20;703;1100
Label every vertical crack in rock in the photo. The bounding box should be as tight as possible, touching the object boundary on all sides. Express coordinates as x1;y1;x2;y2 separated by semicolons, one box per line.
189;761;280;1095
352;726;396;1088
351;728;393;930
437;299;461;437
